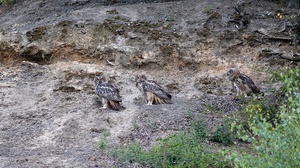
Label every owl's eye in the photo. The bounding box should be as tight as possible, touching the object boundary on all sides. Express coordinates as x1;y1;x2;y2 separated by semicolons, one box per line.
227;70;232;75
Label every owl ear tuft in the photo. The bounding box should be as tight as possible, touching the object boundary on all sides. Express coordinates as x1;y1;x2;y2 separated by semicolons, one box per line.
95;76;106;82
136;74;146;80
130;76;136;82
137;73;143;78
227;68;234;76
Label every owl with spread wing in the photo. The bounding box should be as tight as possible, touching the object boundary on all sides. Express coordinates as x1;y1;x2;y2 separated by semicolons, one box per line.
94;76;124;111
227;68;263;96
132;74;172;105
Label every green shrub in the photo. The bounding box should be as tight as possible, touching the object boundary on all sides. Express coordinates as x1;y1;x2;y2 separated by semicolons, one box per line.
190;114;208;140
227;67;300;167
110;116;230;168
97;129;110;150
211;122;234;146
0;0;13;5
111;132;229;168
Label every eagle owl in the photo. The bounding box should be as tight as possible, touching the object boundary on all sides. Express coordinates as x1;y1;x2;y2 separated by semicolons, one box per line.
132;74;172;105
227;68;263;96
94;76;124;111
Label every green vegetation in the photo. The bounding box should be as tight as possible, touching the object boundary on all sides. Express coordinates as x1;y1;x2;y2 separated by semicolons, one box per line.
272;0;300;8
110;133;228;168
97;68;299;168
276;13;300;45
0;0;13;5
203;4;214;14
97;129;111;150
228;67;300;167
211;122;234;146
109;116;230;168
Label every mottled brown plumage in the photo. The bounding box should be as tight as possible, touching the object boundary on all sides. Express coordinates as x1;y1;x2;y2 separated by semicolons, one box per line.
227;68;263;96
132;74;172;105
94;76;124;111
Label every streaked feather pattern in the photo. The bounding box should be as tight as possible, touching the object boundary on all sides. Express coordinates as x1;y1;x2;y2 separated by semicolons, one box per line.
227;68;263;96
133;74;172;105
94;76;124;110
238;74;261;94
95;83;122;102
141;80;172;100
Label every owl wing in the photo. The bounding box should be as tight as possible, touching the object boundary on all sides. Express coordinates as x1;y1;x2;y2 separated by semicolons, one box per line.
142;80;172;100
95;83;122;102
239;74;261;93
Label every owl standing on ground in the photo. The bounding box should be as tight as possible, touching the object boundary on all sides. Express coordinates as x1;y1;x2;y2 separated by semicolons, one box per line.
94;76;124;111
227;68;263;96
132;74;172;105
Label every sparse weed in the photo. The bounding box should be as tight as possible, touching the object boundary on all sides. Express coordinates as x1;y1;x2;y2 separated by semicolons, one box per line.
108;115;230;167
0;0;13;5
190;114;208;140
146;119;159;129
165;17;175;22
205;104;216;113
132;120;140;129
203;4;214;14
97;129;111;150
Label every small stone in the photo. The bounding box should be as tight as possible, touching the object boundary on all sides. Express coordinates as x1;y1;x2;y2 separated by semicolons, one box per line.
89;156;96;161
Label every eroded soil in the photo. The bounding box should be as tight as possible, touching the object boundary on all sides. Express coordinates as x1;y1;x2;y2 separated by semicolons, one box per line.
0;0;299;167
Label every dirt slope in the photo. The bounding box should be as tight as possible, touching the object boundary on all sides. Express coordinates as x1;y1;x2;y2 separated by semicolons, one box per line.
0;0;299;167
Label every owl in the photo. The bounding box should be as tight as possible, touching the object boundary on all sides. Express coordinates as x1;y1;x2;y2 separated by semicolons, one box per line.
132;74;172;105
94;76;124;111
227;68;263;96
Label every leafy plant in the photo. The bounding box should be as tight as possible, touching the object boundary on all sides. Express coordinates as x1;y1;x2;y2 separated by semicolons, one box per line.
97;129;111;150
109;116;229;168
211;122;234;146
203;4;214;14
227;67;300;167
190;114;208;140
0;0;13;5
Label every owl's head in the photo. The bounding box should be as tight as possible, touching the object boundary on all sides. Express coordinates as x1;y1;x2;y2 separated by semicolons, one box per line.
227;68;236;76
93;76;106;85
227;68;240;80
131;73;147;83
137;74;147;80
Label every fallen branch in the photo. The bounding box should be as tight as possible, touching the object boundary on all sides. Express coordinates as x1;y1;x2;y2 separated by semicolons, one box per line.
228;19;240;25
106;59;115;66
279;51;300;61
253;29;268;36
262;36;294;42
259;49;282;58
260;49;300;61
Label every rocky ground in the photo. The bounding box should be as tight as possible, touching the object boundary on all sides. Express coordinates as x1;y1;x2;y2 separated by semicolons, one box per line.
0;0;299;167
